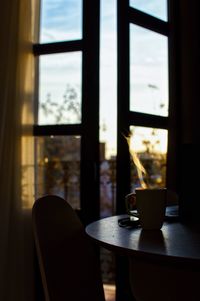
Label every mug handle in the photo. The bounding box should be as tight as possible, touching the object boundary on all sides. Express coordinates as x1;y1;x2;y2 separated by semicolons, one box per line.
125;192;136;215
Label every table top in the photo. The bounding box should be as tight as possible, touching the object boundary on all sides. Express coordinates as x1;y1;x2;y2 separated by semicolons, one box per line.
86;214;200;267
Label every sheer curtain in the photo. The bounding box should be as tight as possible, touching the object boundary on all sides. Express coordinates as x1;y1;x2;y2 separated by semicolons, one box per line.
0;0;39;300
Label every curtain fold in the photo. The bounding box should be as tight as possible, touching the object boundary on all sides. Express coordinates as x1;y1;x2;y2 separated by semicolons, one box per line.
0;0;39;300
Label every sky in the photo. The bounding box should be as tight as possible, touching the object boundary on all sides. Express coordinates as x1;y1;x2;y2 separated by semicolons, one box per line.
38;0;168;157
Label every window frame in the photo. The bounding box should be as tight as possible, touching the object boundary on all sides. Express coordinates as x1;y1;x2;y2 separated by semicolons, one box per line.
116;0;178;214
33;0;101;224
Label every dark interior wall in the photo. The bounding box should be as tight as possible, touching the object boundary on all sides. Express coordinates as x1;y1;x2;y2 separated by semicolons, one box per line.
179;1;200;143
177;1;200;221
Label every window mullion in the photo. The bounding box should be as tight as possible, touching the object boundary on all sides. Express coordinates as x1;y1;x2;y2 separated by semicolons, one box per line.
81;0;100;224
33;40;83;56
129;7;169;36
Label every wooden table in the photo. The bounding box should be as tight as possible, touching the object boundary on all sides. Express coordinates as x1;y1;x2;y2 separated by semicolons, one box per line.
86;214;200;301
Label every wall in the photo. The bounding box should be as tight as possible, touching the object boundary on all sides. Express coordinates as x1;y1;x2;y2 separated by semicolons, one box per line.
178;1;200;221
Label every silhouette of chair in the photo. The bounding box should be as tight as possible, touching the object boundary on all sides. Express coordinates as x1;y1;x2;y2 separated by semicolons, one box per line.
32;195;105;301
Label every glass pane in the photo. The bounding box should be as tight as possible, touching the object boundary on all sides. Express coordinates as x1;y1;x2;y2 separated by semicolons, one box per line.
130;0;167;21
100;0;117;160
40;0;82;43
38;52;82;125
100;0;116;297
100;0;117;216
35;135;80;209
130;25;168;116
129;126;167;191
100;159;116;218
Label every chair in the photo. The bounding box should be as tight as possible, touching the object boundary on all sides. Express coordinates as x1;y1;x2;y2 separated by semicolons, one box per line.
32;195;105;301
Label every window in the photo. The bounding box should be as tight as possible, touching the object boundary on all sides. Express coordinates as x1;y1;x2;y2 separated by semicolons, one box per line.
34;0;172;233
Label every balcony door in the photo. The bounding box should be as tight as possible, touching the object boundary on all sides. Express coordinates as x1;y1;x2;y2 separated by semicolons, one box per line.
115;1;179;300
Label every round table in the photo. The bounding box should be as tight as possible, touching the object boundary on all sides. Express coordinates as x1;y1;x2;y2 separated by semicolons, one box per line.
86;215;200;301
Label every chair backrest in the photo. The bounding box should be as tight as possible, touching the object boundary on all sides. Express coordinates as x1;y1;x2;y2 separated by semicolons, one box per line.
32;195;105;301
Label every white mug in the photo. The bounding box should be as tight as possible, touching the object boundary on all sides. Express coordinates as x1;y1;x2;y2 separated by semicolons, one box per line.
135;188;167;230
125;188;177;230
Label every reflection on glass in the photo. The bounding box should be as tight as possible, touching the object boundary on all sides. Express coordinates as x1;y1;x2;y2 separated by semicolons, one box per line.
40;0;82;43
129;126;167;191
130;0;167;21
38;52;82;125
100;159;116;218
130;25;168;116
35;136;80;209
